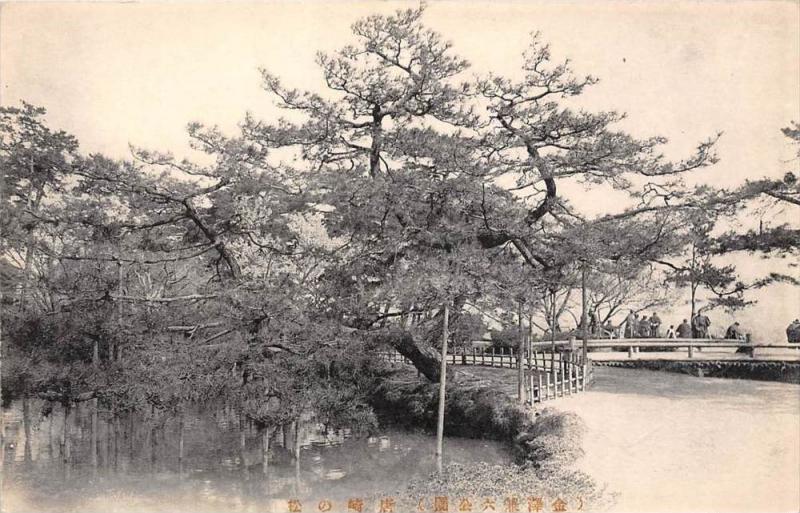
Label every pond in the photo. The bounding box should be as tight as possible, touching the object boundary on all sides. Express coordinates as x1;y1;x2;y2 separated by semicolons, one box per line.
1;404;511;512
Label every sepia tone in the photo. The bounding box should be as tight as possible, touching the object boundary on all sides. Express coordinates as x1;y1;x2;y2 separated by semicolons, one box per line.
0;1;798;512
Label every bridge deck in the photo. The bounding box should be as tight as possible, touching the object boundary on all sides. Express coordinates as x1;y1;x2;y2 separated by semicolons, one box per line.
588;348;800;362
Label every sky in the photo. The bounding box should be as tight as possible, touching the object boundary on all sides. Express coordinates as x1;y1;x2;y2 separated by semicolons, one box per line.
1;0;799;340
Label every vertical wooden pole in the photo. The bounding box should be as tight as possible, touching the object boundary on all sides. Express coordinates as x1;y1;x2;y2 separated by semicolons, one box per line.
537;373;543;403
528;372;534;405
178;414;185;475
113;413;120;471
262;427;271;475
293;422;300;494
517;300;526;404
91;340;99;472
0;312;5;511
22;396;32;463
435;302;449;473
62;403;72;464
550;289;557;352
581;262;589;363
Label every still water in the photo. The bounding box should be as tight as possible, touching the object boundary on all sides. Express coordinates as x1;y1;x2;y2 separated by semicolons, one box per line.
0;405;510;512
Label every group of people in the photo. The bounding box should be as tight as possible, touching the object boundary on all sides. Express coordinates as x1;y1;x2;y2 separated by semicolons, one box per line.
588;310;800;343
606;310;743;340
621;311;665;338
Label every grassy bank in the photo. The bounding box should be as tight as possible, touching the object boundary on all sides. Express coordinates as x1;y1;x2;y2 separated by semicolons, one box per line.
369;366;611;509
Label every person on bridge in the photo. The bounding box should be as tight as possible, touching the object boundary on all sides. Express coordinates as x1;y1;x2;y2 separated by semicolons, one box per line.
725;322;745;340
692;313;711;338
624;311;637;338
676;319;692;338
648;312;662;338
602;320;617;339
786;319;800;343
638;316;651;338
666;325;676;339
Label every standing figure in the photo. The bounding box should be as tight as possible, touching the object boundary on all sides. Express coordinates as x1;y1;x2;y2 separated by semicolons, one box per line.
602;320;616;339
693;313;711;339
638;316;650;338
787;319;800;343
624;311;637;339
666;325;676;339
676;319;692;339
648;312;662;338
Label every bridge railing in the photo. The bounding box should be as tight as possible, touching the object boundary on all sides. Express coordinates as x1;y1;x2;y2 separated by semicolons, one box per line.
529;338;800;359
377;346;588;405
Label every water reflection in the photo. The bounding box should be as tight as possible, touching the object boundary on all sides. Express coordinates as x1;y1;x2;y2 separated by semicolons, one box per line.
1;403;510;512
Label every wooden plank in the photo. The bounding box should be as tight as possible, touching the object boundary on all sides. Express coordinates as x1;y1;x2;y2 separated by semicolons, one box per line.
569;363;575;394
529;372;534;405
537;374;543;403
546;372;551;401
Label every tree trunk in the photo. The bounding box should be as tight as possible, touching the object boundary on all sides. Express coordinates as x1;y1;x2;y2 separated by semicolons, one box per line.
283;421;294;453
150;425;158;469
380;298;465;383
18;178;43;312
382;328;445;382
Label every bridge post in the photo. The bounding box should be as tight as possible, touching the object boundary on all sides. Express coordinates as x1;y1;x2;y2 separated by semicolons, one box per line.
537;374;543;403
628;345;633;359
688;343;694;358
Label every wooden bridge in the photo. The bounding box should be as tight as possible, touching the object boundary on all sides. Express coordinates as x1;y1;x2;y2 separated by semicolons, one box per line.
380;338;800;405
381;347;589;406
531;338;800;362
